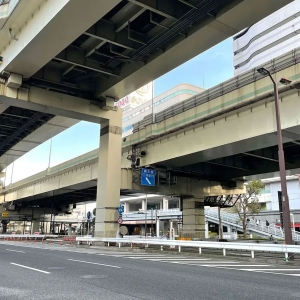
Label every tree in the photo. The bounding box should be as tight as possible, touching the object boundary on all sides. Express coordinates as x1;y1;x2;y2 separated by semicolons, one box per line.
234;180;265;238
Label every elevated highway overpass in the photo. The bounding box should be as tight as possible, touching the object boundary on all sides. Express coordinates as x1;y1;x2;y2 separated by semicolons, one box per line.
0;0;294;237
2;48;300;237
0;0;293;172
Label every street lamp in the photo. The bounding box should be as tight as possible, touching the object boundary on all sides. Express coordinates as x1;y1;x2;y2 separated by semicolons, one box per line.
257;67;293;245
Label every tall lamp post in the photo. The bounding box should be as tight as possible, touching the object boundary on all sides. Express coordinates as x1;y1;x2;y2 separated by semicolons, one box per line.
257;67;293;245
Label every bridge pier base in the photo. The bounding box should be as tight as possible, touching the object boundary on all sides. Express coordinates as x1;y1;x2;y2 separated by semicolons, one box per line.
94;114;122;238
180;198;205;240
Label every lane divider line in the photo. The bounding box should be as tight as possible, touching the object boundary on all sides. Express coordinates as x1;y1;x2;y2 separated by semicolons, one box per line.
68;259;121;269
6;249;26;253
10;263;50;274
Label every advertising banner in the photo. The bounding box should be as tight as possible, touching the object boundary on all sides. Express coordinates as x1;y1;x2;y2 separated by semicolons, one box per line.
114;82;153;109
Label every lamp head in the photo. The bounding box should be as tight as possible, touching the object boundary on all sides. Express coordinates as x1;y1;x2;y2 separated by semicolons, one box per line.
257;67;269;76
279;77;292;86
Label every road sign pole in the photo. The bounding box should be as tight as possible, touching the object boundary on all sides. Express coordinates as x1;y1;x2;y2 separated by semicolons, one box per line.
145;193;147;239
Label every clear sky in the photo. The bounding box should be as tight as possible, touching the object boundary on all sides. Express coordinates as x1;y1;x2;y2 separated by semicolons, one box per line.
3;37;234;185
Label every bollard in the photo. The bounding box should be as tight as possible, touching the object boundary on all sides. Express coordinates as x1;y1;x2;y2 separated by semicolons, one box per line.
118;243;121;248
160;245;163;251
178;246;181;253
223;248;226;256
107;242;110;247
251;250;254;259
199;247;202;254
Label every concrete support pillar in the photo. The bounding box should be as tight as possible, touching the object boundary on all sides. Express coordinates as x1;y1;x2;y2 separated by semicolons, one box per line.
94;116;122;237
31;220;40;234
163;198;169;210
123;202;129;213
156;219;160;237
181;198;205;240
142;199;146;211
159;200;163;210
205;221;209;239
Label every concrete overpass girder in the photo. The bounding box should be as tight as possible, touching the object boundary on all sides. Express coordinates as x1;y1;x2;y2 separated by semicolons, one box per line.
0;83;122;124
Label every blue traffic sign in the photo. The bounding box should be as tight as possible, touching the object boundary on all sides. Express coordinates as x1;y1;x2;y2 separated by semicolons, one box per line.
141;168;156;186
118;205;124;214
87;211;91;220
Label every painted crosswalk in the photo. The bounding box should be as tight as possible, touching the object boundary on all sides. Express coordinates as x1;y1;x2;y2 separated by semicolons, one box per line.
97;252;300;277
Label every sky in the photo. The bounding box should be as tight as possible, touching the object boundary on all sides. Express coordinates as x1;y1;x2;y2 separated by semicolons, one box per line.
3;37;234;185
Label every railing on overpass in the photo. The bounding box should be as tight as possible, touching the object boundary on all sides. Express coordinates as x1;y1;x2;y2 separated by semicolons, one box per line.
75;237;299;260
123;208;300;241
133;47;300;133
206;209;300;241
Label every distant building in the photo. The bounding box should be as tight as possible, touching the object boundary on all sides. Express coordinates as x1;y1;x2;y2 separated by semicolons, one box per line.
233;0;300;76
121;84;204;137
257;175;300;211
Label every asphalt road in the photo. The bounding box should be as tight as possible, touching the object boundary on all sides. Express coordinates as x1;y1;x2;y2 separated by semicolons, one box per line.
1;242;300;300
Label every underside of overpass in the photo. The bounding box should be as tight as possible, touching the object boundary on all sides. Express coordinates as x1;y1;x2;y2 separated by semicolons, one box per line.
150;128;300;184
26;0;243;100
0;0;292;172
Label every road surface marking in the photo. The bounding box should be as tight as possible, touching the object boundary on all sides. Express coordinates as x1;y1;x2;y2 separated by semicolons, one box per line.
201;265;271;267
241;269;300;271
6;249;26;253
148;258;211;261
68;259;121;269
10;263;50;274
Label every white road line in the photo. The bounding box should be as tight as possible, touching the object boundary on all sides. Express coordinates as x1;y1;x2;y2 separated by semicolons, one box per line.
148;258;211;261
68;259;121;269
6;249;26;253
201;265;271;267
10;263;50;274
241;269;300;271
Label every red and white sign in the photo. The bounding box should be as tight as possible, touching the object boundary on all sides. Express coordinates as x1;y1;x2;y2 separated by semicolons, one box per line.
114;82;153;109
117;217;123;224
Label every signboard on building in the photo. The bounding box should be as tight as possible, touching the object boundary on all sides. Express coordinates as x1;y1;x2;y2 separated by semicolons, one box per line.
114;82;153;109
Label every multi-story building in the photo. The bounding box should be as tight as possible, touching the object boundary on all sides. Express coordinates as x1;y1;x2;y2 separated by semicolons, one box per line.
233;0;300;76
121;84;204;137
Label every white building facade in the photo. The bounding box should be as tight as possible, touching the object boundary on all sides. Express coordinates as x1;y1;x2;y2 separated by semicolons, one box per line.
233;0;300;76
121;84;204;137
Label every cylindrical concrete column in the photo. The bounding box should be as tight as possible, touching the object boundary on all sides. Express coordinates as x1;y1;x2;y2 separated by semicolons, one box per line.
163;198;169;210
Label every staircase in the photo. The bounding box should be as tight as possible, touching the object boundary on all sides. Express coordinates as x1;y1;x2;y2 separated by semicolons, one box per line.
205;209;300;241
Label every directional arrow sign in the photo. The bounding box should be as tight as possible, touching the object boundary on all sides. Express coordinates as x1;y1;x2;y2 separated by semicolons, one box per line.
141;168;156;186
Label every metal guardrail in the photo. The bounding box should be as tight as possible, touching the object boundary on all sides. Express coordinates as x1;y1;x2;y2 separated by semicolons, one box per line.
0;234;57;239
76;237;300;260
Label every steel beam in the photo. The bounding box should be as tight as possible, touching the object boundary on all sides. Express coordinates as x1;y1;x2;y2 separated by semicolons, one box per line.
113;5;146;32
242;151;294;165
55;46;119;77
127;0;189;20
85;20;141;50
206;160;250;171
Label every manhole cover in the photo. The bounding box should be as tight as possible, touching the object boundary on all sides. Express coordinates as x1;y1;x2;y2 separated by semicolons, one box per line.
47;267;65;270
81;275;108;279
